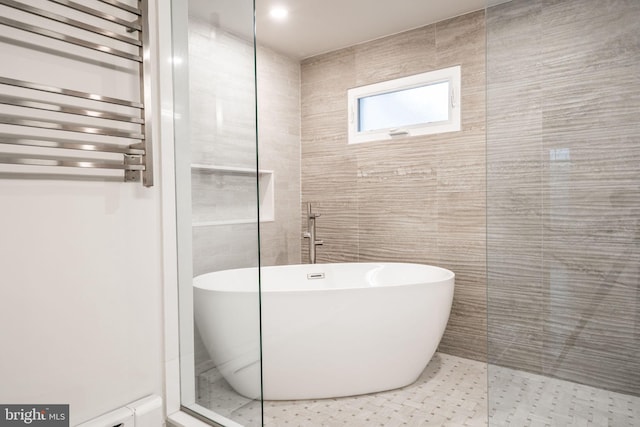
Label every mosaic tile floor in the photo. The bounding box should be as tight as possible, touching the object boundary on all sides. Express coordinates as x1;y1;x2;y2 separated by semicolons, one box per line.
489;366;640;427
196;365;259;422
196;352;640;426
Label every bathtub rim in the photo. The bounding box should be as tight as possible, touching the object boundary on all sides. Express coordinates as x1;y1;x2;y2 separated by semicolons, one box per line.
193;262;455;293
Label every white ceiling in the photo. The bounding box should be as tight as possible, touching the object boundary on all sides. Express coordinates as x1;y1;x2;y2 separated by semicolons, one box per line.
189;0;486;60
256;0;486;59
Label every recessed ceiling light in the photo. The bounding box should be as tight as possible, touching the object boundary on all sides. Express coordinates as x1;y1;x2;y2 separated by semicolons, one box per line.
270;6;288;20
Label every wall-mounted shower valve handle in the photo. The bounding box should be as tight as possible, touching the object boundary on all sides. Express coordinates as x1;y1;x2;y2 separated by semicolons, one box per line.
303;232;311;238
315;240;324;246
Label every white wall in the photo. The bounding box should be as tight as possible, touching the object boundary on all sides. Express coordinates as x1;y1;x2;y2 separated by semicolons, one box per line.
0;1;166;425
0;181;164;425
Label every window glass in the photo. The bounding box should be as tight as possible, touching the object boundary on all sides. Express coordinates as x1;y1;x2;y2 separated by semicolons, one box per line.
358;81;450;132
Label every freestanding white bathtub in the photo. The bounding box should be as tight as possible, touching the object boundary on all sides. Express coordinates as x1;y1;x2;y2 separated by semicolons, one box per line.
194;262;454;400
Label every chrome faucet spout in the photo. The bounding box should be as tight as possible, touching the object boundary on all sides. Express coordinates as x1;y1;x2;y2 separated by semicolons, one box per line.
303;202;323;264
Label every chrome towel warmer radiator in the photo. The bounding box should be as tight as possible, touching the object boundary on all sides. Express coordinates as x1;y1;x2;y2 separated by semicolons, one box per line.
0;0;153;186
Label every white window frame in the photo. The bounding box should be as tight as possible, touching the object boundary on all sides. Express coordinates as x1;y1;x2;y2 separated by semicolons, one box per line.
347;65;461;144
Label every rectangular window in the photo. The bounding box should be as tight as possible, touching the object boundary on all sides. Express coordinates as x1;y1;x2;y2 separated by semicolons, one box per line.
348;66;461;144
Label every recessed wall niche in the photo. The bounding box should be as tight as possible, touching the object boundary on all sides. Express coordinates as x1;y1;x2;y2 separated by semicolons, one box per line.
191;164;274;226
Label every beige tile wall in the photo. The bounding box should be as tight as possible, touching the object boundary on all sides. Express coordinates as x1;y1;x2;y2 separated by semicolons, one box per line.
300;10;487;361
189;21;301;276
257;45;302;266
187;19;260;278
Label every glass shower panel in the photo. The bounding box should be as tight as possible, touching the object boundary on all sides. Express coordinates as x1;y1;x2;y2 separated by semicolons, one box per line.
487;0;640;425
172;0;262;425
